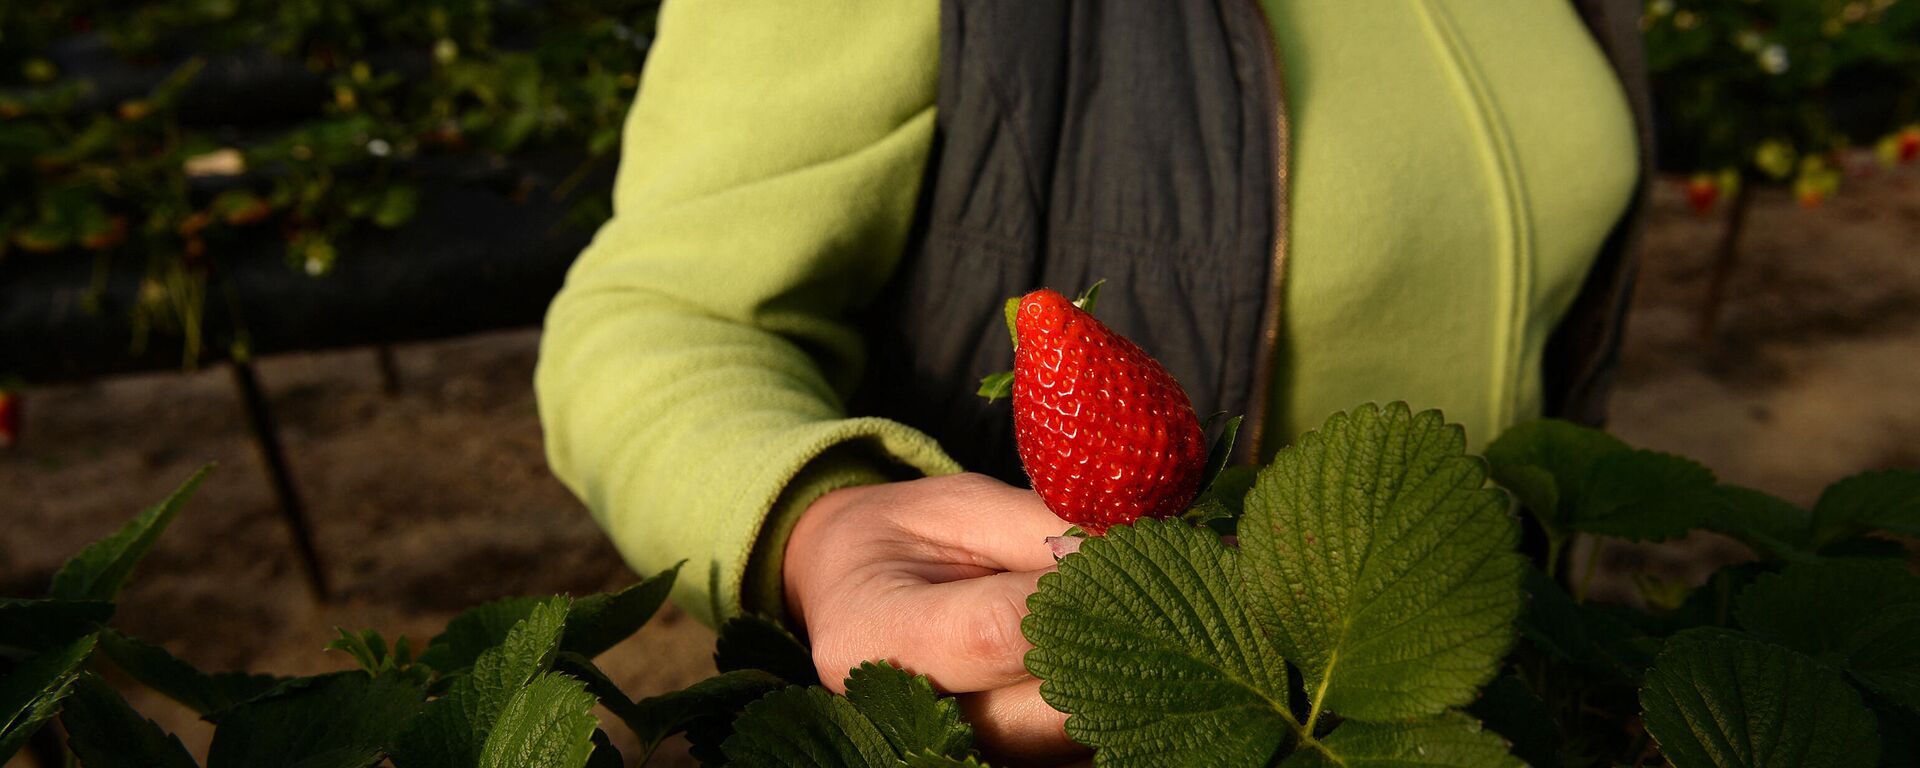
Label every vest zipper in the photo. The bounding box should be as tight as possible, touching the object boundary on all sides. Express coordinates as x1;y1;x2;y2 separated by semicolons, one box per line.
1239;0;1291;464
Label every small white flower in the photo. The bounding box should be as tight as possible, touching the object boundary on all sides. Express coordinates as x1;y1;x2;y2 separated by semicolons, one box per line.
1759;44;1789;74
366;138;392;157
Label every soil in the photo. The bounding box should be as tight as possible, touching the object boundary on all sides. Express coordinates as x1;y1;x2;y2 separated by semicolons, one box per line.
4;161;1919;765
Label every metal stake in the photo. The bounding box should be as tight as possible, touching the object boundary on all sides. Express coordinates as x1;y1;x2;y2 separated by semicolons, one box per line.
229;361;331;601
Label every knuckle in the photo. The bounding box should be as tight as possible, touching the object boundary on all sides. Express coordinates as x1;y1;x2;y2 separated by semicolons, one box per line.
809;634;855;693
954;592;1032;667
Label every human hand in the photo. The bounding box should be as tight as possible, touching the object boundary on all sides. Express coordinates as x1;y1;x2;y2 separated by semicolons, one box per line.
783;473;1086;765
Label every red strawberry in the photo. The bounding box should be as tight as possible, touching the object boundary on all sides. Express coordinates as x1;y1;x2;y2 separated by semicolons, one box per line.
0;392;17;449
1011;289;1206;534
1684;174;1718;216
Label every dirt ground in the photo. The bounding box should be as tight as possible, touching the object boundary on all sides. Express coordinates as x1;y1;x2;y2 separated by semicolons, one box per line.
4;161;1918;765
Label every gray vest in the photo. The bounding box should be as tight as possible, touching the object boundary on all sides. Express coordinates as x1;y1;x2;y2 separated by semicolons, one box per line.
851;0;1655;483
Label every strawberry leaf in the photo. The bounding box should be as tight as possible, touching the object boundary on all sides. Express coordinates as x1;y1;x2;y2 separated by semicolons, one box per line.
1023;518;1298;765
714;614;818;686
59;673;199;768
1640;628;1879;768
1700;485;1816;561
720;687;897;767
709;662;976;766
1280;714;1522;768
476;673;598;768
1484;419;1627;536
1486;420;1722;542
1735;560;1920;713
844;662;973;760
1576;449;1719;541
391;599;571;768
0;598;113;653
903;753;993;767
1196;414;1243;497
1467;675;1560;768
1515;568;1658;681
51;465;211;602
96;630;286;719
975;371;1014;403
417;566;677;673
615;667;784;757
1072;279;1106;314
1808;469;1920;548
207;671;424;768
0;634;97;762
1003;297;1020;347
1240;403;1523;722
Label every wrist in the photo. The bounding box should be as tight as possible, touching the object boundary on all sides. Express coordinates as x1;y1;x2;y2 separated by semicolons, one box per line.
746;446;893;627
782;481;885;634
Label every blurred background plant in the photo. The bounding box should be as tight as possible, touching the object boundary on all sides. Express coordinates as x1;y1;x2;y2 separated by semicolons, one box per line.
0;0;658;366
1642;0;1920;333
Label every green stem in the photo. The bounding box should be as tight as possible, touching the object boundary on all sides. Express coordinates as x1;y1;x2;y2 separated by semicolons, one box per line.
1544;534;1566;583
1574;535;1604;604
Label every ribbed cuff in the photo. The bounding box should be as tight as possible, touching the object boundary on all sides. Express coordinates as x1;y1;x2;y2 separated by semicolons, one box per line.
741;443;906;624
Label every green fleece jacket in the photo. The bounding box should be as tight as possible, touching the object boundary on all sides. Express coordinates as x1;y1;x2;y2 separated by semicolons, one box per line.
535;0;1637;627
535;1;957;626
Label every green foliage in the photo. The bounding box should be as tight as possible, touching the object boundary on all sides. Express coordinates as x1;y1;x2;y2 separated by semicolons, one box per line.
416;564;679;673
96;630;287;719
0;635;97;761
1644;0;1920;204
718;662;978;768
1735;561;1920;711
1810;470;1920;547
6;465;687;767
1025;519;1295;765
474;675;599;768
0;0;664;367
0;597;113;653
1489;415;1920;767
1487;420;1725;544
1278;715;1522;768
1242;403;1521;721
720;687;898;767
975;371;1014;403
713;613;819;686
1641;629;1879;768
59;673;199;768
391;598;572;767
22;407;1920;767
51;465;211;601
1023;405;1522;766
208;671;425;768
843;662;973;760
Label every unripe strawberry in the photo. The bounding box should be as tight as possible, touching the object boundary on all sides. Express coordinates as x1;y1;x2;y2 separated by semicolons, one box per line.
1011;289;1206;534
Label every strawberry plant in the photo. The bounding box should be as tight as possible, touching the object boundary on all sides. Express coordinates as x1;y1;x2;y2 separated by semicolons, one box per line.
1642;0;1920;335
0;0;660;368
9;288;1920;766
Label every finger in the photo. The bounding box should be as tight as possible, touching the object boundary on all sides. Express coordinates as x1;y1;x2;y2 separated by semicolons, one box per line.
877;568;1047;692
957;678;1084;766
893;475;1070;573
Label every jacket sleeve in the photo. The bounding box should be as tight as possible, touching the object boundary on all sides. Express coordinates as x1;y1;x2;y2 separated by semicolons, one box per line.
534;0;960;627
